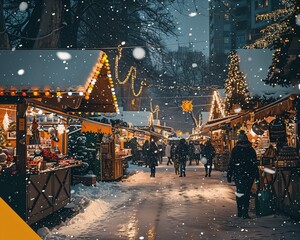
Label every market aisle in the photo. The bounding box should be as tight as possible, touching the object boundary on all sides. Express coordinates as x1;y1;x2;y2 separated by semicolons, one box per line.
46;164;300;240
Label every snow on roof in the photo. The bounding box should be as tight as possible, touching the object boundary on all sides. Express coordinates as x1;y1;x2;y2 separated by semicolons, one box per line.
217;89;226;99
201;111;209;124
0;50;105;93
120;110;151;127
236;49;298;98
94;108;151;127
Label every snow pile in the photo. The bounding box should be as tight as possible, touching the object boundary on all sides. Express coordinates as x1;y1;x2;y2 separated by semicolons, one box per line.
45;181;131;239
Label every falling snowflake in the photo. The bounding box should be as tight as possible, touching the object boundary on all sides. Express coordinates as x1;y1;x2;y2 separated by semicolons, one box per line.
132;47;146;60
19;2;28;11
17;69;25;75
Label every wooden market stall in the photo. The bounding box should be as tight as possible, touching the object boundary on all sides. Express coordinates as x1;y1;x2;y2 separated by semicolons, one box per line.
0;50;120;224
220;94;300;219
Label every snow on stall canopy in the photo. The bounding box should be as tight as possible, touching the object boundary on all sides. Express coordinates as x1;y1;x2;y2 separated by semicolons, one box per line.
92;107;151;127
0;50;118;113
236;49;297;98
0;50;103;93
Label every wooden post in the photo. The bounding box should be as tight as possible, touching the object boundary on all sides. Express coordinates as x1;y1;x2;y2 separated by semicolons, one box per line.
16;103;27;175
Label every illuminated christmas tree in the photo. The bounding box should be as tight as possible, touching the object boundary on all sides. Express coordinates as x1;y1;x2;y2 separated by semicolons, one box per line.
0;126;6;146
246;0;300;87
224;51;250;112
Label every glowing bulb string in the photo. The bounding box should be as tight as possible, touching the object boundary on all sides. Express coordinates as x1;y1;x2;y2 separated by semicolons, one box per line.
114;44;145;97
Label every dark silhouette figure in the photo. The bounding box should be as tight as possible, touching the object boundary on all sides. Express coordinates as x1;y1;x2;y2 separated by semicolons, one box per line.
149;141;159;177
203;139;216;177
175;139;188;177
227;130;259;219
142;140;150;167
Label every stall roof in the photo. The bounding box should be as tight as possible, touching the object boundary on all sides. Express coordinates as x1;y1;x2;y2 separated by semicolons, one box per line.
253;94;295;120
0;50;118;113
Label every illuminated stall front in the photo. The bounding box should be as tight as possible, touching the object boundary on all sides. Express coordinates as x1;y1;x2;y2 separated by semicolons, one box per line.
0;50;119;224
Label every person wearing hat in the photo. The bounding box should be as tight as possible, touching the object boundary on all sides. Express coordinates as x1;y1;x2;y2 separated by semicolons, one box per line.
227;130;259;219
175;138;189;177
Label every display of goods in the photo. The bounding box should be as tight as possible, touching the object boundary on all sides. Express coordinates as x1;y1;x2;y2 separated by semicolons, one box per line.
269;118;286;142
276;146;299;168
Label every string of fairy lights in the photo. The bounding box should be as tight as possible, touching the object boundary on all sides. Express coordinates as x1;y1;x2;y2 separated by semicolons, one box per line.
114;45;146;97
246;0;297;49
208;90;227;121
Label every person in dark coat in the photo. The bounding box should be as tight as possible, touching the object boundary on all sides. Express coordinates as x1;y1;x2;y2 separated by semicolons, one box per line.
202;139;216;177
142;140;150;167
188;141;195;165
227;130;260;219
149;141;159;177
175;138;188;177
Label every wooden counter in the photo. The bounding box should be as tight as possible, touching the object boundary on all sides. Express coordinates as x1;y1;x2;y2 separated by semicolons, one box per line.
0;164;80;225
258;166;300;220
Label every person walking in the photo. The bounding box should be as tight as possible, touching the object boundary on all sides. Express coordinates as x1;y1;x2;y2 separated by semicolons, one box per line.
188;141;195;165
165;142;173;165
171;143;178;174
176;139;188;177
193;141;201;165
142;140;150;167
227;130;260;219
149;141;159;178
202;139;216;177
157;140;164;164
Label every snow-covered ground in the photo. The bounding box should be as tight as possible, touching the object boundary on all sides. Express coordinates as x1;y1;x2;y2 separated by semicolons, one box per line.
41;163;300;240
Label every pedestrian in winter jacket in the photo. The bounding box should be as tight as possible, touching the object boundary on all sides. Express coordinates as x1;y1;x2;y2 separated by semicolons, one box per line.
165;142;173;165
227;130;259;219
202;139;216;177
149;141;159;177
142;140;150;167
175;139;189;177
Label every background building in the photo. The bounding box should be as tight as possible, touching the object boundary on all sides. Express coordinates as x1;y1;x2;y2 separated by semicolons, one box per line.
209;0;280;82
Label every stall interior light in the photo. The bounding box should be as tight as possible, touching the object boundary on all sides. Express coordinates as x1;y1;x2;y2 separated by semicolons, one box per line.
22;91;27;97
33;91;39;96
0;91;4;96
79;92;84;96
10;91;16;96
68;91;73;96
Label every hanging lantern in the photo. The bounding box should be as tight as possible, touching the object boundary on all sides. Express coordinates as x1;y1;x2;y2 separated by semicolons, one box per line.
181;100;193;112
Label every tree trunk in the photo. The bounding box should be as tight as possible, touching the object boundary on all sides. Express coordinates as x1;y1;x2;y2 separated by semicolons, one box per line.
59;0;84;48
33;0;63;49
0;0;10;49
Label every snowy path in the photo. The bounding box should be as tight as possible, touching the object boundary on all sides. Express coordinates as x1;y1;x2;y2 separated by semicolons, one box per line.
45;164;300;240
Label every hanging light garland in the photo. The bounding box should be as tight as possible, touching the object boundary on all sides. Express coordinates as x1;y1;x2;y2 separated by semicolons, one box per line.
114;45;145;97
208;90;227;121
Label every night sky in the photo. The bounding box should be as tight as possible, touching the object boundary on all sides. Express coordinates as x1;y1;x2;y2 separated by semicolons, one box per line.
164;0;209;55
